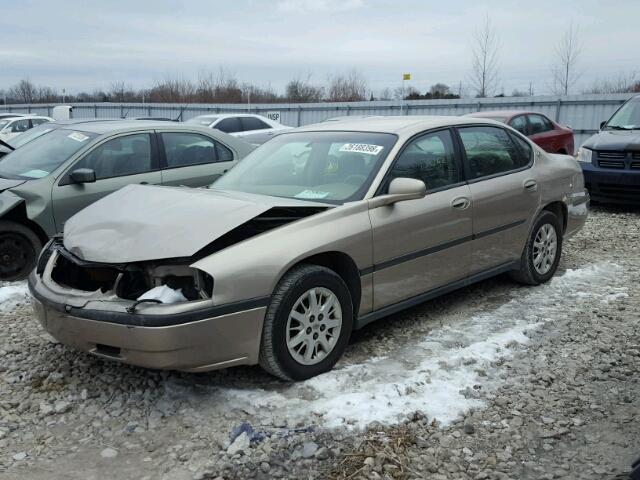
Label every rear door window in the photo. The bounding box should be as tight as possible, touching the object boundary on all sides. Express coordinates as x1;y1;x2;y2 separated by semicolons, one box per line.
458;126;530;180
240;117;270;132
527;114;553;134
215;117;242;133
161;132;218;168
509;115;528;135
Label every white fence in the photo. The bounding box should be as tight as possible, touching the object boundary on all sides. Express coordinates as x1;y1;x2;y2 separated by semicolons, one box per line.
1;93;635;148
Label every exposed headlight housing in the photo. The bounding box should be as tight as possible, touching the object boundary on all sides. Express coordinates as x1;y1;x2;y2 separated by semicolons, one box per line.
576;147;593;164
36;237;58;275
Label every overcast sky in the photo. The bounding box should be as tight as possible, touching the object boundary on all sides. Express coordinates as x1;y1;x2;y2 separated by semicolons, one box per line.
1;0;639;96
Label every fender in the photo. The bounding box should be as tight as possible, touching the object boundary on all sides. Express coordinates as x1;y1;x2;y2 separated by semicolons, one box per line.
0;191;25;218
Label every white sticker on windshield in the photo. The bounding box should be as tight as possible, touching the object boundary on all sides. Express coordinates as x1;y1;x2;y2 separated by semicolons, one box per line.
339;143;384;155
295;190;330;199
22;169;49;178
67;132;89;142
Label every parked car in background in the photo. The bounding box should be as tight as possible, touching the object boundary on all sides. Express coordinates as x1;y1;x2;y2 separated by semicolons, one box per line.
29;116;588;380
465;110;574;155
576;94;640;204
185;113;291;138
0;121;68;159
0;115;54;143
0;120;254;280
0;113;31;119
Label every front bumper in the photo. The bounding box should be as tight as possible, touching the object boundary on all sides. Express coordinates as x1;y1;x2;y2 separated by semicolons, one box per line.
29;271;268;372
581;163;640;204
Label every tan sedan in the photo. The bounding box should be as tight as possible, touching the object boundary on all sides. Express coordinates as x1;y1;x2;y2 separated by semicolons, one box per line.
29;116;589;381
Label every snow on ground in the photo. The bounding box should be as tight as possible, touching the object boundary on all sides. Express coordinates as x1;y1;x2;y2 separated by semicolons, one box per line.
171;262;627;430
5;263;624;430
0;281;29;313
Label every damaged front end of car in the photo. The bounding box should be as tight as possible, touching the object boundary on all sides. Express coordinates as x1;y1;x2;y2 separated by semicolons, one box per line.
28;188;331;371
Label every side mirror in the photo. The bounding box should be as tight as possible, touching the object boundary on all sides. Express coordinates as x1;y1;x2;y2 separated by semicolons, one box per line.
600;121;606;130
369;177;427;208
69;168;96;184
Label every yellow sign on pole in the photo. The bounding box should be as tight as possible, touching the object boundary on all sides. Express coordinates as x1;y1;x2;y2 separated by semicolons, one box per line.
403;73;411;81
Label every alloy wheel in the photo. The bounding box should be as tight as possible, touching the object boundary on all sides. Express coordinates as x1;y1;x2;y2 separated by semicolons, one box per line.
533;223;557;275
286;287;343;366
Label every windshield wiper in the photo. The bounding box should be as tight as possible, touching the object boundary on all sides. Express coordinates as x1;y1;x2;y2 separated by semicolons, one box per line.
0;138;15;151
606;125;636;130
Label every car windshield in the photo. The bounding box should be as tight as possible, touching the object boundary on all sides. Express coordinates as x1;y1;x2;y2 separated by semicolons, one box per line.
0;120;10;130
212;131;397;203
0;129;97;180
606;98;640;130
186;116;218;126
9;123;59;148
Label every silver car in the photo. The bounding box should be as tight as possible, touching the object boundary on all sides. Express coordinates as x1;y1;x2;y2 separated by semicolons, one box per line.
0;120;254;280
29;116;589;380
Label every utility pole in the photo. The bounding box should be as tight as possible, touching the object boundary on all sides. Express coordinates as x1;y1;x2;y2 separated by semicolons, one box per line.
62;88;66;103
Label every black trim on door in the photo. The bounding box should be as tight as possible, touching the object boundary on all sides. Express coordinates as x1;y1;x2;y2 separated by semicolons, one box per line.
358;219;525;276
355;260;520;329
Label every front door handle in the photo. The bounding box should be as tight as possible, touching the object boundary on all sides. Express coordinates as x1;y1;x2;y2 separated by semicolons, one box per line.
451;197;471;210
139;181;149;185
524;179;538;192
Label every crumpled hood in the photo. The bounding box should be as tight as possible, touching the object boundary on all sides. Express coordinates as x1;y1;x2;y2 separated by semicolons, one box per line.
0;177;27;192
582;130;640;151
64;184;330;263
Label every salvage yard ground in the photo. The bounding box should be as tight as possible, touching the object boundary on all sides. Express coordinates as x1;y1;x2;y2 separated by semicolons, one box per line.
0;206;638;480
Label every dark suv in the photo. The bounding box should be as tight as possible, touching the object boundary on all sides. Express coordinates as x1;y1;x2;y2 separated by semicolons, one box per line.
577;95;640;204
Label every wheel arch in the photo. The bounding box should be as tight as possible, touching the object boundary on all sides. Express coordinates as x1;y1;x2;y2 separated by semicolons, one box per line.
280;251;362;318
1;201;48;245
542;201;568;233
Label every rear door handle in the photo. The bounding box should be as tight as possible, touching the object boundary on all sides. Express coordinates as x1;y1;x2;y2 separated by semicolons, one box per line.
451;197;471;210
524;179;538;192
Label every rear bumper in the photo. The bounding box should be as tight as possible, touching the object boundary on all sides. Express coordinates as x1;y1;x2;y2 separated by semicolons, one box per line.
564;188;589;239
581;163;640;204
29;272;267;372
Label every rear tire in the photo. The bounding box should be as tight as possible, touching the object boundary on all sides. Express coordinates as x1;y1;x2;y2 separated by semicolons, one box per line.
0;221;42;281
510;211;563;285
259;264;353;381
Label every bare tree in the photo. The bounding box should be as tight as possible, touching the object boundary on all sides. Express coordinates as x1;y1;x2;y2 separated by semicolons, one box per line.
469;14;500;98
285;75;324;102
326;70;368;102
584;72;640;94
9;79;38;103
551;23;582;95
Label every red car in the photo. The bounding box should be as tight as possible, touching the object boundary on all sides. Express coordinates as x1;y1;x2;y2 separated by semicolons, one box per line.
465;110;574;155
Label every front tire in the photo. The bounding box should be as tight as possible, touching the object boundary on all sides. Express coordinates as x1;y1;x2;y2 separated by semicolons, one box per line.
0;221;42;281
510;211;563;285
259;264;353;381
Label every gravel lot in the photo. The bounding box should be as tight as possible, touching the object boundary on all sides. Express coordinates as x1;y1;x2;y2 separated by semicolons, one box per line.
1;205;638;480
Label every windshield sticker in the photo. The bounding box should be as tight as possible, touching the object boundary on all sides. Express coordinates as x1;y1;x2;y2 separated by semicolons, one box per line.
22;169;49;179
339;143;384;155
295;189;330;199
67;132;90;142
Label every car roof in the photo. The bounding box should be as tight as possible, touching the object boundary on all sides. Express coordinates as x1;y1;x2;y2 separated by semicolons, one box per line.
293;115;504;136
465;110;543;119
192;113;268;120
57;120;217;134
